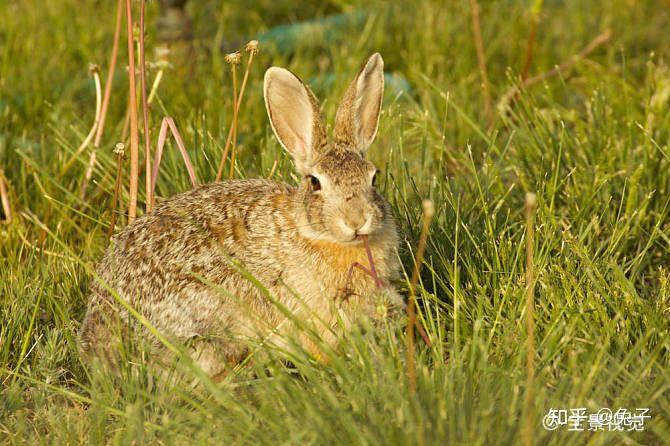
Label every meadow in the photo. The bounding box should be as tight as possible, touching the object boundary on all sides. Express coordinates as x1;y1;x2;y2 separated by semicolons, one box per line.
1;0;669;444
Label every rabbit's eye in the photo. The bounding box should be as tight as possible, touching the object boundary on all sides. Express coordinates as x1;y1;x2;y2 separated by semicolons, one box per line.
308;175;321;192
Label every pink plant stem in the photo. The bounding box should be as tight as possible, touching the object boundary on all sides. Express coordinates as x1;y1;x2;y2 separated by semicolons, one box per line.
94;0;123;149
125;0;140;222
361;235;383;288
346;262;375;286
354;236;431;347
150;117;170;203
415;321;432;347
350;262;374;279
470;0;493;126
139;0;152;212
166;118;198;187
151;117;199;207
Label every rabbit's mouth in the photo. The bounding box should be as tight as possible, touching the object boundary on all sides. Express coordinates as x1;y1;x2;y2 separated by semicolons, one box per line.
353;234;371;244
339;234;371;246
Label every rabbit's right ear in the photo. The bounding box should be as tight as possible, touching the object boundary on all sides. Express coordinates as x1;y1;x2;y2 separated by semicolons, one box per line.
264;67;326;174
333;53;384;153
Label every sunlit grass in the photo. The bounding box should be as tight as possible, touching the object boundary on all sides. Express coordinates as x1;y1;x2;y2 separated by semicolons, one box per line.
1;0;669;444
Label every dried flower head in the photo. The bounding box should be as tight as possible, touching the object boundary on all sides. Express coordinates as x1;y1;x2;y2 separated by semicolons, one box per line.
113;141;126;157
155;45;171;61
525;192;537;208
246;40;259;55
88;63;100;74
225;51;242;65
422;199;435;218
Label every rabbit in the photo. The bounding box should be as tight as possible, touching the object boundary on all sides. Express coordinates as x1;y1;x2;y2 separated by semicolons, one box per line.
79;53;402;378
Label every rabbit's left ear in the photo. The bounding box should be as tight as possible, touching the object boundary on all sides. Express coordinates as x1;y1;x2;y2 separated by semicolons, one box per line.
333;53;384;153
264;67;326;174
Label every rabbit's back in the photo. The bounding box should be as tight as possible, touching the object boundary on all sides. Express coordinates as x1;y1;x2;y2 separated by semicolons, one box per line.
79;179;296;366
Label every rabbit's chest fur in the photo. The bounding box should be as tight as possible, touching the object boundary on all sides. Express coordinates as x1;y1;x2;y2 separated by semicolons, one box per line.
82;180;399;365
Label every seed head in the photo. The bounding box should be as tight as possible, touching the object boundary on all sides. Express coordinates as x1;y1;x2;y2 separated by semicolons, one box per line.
113;142;126;157
246;40;259;55
225;51;242;65
422;199;435;219
153;45;171;70
525;192;537;209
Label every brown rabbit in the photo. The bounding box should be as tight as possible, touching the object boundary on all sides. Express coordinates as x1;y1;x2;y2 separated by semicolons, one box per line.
79;53;401;377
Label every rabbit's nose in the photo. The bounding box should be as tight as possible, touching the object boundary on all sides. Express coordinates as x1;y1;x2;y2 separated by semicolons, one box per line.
345;214;373;234
342;214;364;233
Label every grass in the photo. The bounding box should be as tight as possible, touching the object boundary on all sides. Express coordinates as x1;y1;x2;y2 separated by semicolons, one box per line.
1;0;670;443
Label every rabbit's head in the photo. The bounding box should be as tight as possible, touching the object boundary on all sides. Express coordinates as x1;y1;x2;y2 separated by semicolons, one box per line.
264;53;392;244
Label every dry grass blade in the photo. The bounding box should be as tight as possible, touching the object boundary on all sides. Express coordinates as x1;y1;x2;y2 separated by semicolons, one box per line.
166;118;198;187
521;1;543;81
148;47;169;105
125;0;140;222
59;64;102;179
0;167;12;224
266;159;278;179
139;0;152;213
523;193;537;446
229;57;239;180
150;117;199;207
150;117;170;200
407;199;435;394
94;0;124;149
521;18;538;82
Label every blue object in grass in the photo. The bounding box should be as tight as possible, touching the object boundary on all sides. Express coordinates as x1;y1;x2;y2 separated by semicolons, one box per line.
257;12;366;52
310;72;411;95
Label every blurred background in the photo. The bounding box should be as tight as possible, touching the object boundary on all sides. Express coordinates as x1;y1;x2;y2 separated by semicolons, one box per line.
3;0;669;192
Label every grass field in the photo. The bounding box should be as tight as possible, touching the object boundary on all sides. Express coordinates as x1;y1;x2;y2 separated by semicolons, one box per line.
1;0;670;444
